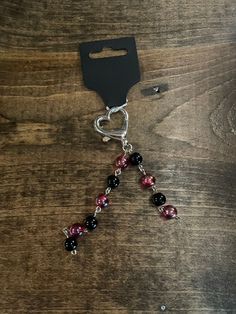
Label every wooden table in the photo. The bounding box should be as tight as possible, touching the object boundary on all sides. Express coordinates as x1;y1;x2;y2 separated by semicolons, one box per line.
0;1;235;313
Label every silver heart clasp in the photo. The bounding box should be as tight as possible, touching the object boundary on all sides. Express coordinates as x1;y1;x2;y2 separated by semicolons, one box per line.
94;104;129;142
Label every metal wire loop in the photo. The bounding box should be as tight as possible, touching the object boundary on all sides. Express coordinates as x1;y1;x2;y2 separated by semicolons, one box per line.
62;228;69;238
151;185;158;192
122;139;133;153
114;168;122;176
94;206;102;216
138;164;146;175
105;187;112;195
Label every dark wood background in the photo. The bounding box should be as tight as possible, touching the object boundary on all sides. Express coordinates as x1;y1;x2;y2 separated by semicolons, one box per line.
0;1;236;313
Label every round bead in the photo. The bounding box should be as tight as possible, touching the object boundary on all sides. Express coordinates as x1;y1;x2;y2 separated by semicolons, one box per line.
130;152;143;165
64;237;78;251
96;193;109;208
85;215;98;231
69;223;87;237
141;174;156;188
161;205;178;219
116;154;129;169
152;193;166;206
107;175;120;189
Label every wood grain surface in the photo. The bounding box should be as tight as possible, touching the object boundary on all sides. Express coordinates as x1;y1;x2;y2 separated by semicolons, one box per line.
0;1;236;313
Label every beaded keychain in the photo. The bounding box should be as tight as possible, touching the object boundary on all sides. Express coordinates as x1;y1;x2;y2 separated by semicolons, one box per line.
62;101;179;254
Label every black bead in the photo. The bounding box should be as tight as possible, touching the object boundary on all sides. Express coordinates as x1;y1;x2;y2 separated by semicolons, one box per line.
152;193;166;206
130;152;143;165
85;215;98;231
107;175;120;189
65;237;78;251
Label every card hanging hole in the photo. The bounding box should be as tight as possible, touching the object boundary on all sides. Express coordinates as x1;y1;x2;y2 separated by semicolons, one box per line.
89;47;128;59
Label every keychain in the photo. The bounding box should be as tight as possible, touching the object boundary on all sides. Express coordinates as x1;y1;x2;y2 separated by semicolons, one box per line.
62;37;179;254
62;100;179;254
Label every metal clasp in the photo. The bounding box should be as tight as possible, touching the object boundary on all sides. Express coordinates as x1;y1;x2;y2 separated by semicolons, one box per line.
94;102;129;142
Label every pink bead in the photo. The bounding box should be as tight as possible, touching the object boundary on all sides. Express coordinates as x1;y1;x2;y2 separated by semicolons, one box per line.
141;175;156;188
69;223;87;237
96;193;109;208
116;154;129;169
161;205;178;219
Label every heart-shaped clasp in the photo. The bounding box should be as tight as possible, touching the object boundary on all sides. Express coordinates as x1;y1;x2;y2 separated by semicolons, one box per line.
94;106;129;142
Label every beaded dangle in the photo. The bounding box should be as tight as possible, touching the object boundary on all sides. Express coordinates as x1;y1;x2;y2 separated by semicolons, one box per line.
62;101;179;254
